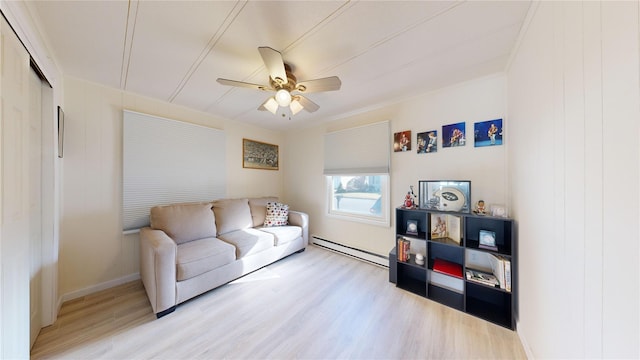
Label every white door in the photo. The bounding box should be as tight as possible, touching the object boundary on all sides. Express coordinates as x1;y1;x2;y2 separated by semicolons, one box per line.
0;16;32;359
29;68;43;347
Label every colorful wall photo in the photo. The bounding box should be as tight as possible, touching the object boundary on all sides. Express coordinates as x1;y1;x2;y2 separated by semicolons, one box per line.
474;118;503;147
393;130;411;152
442;122;466;148
417;130;437;153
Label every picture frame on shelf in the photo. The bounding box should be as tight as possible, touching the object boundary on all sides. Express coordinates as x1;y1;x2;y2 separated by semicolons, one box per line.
406;219;419;235
419;180;471;213
490;204;507;217
430;213;461;244
478;229;498;251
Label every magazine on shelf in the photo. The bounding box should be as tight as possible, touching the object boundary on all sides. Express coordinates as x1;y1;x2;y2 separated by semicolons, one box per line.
487;253;506;290
465;269;500;287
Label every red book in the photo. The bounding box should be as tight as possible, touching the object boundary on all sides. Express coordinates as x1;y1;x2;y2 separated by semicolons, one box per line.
432;258;463;278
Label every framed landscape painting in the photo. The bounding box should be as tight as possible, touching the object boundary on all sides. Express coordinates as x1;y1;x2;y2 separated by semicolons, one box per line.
243;138;279;170
474;118;503;147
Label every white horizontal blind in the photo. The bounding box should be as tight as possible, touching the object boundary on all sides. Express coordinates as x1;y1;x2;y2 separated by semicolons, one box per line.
123;110;226;231
323;121;390;175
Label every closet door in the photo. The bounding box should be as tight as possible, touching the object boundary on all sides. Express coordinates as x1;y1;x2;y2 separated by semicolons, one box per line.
0;16;32;359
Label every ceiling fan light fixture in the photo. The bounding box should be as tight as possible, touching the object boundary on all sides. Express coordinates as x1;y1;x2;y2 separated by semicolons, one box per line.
262;97;279;114
290;99;304;115
275;89;292;107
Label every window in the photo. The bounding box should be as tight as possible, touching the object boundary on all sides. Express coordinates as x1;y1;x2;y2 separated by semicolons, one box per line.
326;174;389;226
324;121;390;226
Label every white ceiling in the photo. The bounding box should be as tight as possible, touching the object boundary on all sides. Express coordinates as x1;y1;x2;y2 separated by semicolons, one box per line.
30;1;531;130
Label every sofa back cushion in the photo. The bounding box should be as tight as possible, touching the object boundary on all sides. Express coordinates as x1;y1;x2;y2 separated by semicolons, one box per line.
248;197;278;227
150;202;216;244
212;198;253;235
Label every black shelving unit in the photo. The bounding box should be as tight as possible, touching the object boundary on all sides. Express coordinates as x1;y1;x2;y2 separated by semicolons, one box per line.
392;207;516;330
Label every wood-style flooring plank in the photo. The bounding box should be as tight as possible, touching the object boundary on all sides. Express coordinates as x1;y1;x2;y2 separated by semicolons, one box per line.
31;245;526;359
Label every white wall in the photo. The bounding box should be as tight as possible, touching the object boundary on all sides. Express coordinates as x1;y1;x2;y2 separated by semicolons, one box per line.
507;2;639;358
284;74;507;256
59;76;285;299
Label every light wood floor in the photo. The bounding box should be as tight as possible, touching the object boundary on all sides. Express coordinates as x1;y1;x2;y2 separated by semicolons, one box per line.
31;245;527;359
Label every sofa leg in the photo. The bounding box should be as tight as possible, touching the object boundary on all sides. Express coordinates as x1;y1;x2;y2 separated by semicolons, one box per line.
156;306;176;319
296;248;306;254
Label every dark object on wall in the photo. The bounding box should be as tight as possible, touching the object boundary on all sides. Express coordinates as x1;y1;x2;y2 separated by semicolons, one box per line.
57;106;64;158
243;138;279;170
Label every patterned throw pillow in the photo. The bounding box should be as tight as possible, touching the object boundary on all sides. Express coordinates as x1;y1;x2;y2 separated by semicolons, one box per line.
264;202;289;227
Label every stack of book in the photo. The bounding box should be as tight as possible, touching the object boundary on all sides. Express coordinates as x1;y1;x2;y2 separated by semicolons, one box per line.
397;238;411;262
432;258;463;278
487;253;512;292
466;269;500;287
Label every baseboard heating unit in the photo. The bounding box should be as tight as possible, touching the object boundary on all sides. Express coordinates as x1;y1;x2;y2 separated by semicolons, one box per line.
312;236;389;268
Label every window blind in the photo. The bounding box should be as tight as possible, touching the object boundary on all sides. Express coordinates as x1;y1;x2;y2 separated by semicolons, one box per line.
122;110;226;231
323;121;390;175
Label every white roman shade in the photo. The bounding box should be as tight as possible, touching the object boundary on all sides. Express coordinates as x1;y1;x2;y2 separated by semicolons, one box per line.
123;110;226;231
323;121;390;175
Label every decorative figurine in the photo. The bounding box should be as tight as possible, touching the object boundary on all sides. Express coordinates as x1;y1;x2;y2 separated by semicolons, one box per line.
403;185;418;208
474;199;487;215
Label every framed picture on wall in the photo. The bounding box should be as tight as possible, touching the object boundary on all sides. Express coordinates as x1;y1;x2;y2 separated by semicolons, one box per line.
242;138;279;170
417;130;437;153
474;118;503;147
393;130;411;152
442;122;466;148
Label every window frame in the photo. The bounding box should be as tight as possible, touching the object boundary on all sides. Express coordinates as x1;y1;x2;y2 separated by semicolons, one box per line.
325;174;390;227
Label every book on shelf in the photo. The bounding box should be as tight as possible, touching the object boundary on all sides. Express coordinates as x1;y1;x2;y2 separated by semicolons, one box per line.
487;253;512;292
432;258;463;278
397;237;411;262
466;269;500;287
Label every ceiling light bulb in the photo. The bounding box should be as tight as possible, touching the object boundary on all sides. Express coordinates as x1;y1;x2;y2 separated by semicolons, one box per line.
275;89;292;107
262;97;279;114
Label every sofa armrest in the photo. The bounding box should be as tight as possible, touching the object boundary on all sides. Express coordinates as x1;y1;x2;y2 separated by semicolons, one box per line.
288;211;309;246
139;227;177;315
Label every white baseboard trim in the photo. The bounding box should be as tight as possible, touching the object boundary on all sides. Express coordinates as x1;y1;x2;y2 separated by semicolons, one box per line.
312;236;389;268
60;273;141;304
516;319;534;359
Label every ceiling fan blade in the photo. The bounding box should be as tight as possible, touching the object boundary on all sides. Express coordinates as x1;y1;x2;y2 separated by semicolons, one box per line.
217;78;271;91
258;97;279;114
258;47;287;84
296;95;320;113
296;76;341;93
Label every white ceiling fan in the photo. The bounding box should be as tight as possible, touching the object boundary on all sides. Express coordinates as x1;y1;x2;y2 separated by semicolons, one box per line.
217;47;341;116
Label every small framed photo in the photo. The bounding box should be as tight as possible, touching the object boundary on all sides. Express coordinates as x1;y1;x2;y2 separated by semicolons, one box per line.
417;130;437;153
490;204;507;218
442;122;466;148
406;220;419;235
479;229;497;251
393;130;411;152
419;180;471;213
474;118;503;147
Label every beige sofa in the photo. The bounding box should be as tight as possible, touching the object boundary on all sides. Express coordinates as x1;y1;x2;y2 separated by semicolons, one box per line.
139;197;309;317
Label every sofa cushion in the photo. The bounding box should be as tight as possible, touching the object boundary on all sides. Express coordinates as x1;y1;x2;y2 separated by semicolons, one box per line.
176;237;236;281
257;226;302;246
212;198;253;235
218;228;275;258
248;197;278;227
264;202;289;227
150;202;216;244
